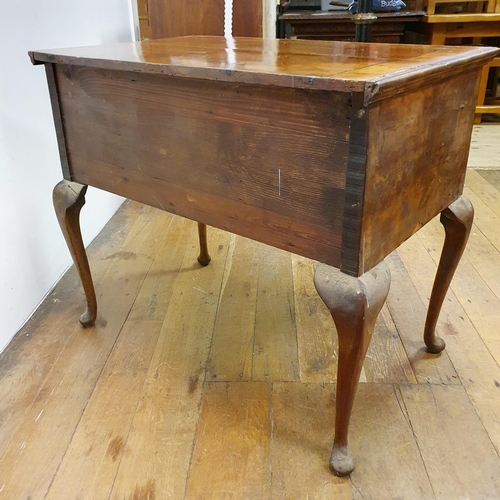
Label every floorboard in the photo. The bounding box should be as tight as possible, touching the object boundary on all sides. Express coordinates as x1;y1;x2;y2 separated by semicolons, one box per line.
467;124;500;169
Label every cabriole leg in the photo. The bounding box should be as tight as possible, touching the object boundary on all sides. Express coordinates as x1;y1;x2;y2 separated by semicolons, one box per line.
197;222;211;266
53;180;97;327
314;260;391;476
424;196;474;353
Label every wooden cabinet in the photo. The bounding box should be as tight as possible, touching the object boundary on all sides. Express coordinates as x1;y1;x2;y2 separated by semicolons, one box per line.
279;10;425;43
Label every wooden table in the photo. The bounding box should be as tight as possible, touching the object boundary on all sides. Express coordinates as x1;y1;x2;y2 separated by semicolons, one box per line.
406;13;500;121
30;37;498;476
279;10;426;43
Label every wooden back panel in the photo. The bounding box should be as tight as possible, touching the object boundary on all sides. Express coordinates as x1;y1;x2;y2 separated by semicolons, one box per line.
55;64;350;267
149;0;224;38
232;0;263;37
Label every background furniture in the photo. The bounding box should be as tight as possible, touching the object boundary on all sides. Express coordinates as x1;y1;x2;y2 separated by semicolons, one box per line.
407;13;500;121
413;13;500;44
476;55;500;118
136;0;264;39
279;10;425;42
424;0;497;15
137;0;152;39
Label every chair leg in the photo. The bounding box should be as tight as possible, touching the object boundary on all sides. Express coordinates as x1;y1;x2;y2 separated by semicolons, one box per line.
53;180;97;327
429;26;447;45
314;260;391;476
424;196;474;353
475;63;491;124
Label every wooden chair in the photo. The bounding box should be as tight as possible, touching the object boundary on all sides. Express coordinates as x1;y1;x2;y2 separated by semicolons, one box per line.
421;13;500;43
415;13;500;121
424;0;496;15
475;56;500;122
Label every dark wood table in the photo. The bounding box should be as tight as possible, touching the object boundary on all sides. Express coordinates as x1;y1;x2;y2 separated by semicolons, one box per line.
279;10;426;43
30;37;498;476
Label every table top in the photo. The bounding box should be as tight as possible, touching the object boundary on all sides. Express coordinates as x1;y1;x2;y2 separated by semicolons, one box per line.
30;37;498;103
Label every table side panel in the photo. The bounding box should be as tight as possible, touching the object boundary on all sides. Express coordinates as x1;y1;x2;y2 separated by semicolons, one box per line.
45;64;71;180
360;69;480;273
55;64;351;266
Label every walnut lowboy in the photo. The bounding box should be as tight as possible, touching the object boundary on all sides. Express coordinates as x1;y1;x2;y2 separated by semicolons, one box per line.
30;36;499;476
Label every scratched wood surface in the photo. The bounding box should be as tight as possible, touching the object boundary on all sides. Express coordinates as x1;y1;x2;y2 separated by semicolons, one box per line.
55;63;349;269
361;69;479;274
1;132;500;498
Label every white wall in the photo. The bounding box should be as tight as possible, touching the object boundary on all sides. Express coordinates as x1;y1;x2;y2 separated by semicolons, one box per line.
0;0;134;352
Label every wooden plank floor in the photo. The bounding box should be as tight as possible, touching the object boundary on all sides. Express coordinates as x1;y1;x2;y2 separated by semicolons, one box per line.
468;125;500;169
2;141;500;498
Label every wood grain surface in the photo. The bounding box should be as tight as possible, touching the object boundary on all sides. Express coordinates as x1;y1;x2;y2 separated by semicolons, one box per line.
55;63;349;268
232;0;263;37
360;70;479;273
148;0;224;39
29;37;499;100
